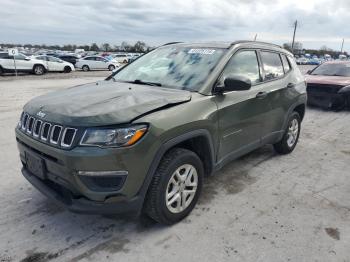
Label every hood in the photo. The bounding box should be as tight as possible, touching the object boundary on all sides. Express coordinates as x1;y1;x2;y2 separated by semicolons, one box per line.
24;81;191;126
305;75;350;86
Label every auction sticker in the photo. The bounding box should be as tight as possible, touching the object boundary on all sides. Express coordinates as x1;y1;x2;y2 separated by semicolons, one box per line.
188;49;216;55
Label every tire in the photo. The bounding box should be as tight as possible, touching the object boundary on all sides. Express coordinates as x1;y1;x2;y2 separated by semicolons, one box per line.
273;112;301;154
63;66;72;73
82;65;90;72
108;65;115;71
143;148;204;225
123;59;128;63
33;65;45;75
0;67;3;75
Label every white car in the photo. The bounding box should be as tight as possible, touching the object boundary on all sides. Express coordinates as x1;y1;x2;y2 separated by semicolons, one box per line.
0;52;48;75
112;54;129;63
35;55;75;73
75;56;120;71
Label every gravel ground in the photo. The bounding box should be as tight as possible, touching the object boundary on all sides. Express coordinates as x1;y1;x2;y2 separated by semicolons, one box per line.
1;65;350;262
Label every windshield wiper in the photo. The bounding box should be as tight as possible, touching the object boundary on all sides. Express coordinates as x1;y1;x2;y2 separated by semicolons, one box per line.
132;79;162;86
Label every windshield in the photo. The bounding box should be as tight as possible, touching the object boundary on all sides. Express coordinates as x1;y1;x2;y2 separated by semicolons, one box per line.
112;46;226;91
311;63;350;77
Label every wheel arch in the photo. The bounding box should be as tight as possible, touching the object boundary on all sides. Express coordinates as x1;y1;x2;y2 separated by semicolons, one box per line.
138;129;215;203
32;63;47;73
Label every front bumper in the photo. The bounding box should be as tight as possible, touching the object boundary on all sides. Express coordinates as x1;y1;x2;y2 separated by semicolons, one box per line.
21;168;142;214
16;127;161;214
307;91;348;109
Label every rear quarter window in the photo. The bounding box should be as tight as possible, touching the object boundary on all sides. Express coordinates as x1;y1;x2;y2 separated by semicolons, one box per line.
281;54;291;73
260;51;284;81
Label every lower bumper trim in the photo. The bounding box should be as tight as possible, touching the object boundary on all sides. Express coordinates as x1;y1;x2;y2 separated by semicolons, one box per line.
22;168;143;215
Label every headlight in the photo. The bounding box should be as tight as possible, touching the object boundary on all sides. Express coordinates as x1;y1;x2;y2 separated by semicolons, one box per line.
80;125;147;147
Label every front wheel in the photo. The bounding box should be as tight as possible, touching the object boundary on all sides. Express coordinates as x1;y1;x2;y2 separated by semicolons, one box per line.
33;65;45;75
143;148;203;225
274;112;301;154
108;65;115;71
82;65;90;72
63;66;72;73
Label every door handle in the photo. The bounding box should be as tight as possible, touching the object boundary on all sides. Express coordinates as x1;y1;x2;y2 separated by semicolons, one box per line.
286;83;295;89
256;91;268;99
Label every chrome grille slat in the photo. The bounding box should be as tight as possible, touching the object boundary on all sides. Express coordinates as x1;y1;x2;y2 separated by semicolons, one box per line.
33;119;42;138
41;122;51;141
19;113;76;149
61;128;77;148
49;125;63;145
26;117;35;134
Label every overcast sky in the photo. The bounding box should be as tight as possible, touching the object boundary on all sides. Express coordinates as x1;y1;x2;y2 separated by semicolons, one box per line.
1;0;349;51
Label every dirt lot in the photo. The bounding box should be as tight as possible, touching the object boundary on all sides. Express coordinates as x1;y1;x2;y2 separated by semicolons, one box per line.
1;67;350;262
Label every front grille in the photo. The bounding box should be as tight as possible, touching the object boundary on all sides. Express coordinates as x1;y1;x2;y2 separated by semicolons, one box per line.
307;84;343;94
19;113;77;149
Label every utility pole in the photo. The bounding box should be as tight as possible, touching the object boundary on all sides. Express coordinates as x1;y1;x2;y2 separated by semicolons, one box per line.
340;38;344;53
291;20;298;55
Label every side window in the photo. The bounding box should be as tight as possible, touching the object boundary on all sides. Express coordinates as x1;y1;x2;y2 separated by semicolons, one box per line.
96;57;105;61
220;50;261;85
0;53;10;59
260;51;284;81
84;57;95;61
281;54;291;73
14;54;26;60
36;56;46;61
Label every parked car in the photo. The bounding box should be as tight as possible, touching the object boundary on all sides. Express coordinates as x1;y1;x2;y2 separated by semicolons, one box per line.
15;41;306;224
58;55;79;66
296;57;308;65
0;52;47;75
112;54;129;63
305;61;350;110
35;55;75;73
75;56;120;71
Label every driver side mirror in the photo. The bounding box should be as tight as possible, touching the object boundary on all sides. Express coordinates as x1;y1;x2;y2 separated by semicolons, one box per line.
216;75;252;93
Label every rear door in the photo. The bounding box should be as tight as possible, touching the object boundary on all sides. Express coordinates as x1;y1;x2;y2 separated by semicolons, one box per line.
258;51;293;143
214;49;272;163
95;57;107;69
47;56;63;71
0;53;14;70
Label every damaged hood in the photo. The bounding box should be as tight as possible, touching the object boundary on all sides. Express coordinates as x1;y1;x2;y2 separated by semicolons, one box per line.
24;80;192;126
305;75;350;86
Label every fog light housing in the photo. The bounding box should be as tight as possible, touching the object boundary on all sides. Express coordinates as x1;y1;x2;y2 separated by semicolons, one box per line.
77;171;127;192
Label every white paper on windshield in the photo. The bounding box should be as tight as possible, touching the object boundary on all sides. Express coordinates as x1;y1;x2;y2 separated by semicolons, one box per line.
188;49;216;55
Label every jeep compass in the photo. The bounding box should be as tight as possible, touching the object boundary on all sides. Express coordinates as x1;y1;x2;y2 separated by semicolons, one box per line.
15;41;306;224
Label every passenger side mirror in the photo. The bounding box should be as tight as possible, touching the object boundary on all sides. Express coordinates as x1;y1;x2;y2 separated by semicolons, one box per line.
216;75;252;93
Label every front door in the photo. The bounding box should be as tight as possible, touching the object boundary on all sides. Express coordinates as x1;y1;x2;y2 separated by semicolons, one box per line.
214;49;272;163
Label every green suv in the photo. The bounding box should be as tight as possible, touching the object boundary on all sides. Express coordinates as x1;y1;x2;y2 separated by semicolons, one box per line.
16;41;306;224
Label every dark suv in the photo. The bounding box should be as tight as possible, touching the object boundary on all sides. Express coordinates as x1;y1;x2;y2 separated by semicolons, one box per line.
16;41;306;224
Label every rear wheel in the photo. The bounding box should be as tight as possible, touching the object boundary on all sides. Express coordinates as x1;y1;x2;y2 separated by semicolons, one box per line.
63;66;72;73
143;148;203;225
33;65;45;75
108;65;115;71
82;65;90;71
274;112;301;154
123;59;128;63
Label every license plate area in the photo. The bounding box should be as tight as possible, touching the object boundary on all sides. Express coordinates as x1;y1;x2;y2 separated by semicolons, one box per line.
25;151;46;179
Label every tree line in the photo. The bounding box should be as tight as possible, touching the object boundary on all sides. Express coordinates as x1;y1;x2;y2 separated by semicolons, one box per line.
283;42;348;57
0;41;154;53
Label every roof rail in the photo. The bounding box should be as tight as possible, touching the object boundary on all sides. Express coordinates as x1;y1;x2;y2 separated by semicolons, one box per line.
162;42;183;46
231;40;282;49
